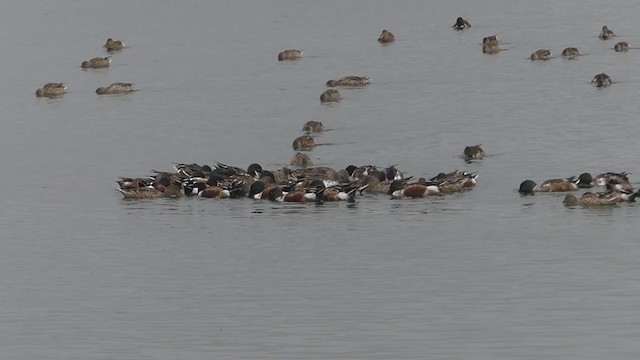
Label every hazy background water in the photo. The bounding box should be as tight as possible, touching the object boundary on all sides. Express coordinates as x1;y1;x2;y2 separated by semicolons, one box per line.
2;1;640;359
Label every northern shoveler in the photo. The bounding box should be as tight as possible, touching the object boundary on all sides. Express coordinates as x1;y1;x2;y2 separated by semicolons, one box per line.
81;56;111;69
302;120;324;133
614;42;630;52
452;17;471;30
518;173;593;194
463;145;485;160
290;152;314;167
530;49;551;60
292;136;315;151
35;83;66;98
320;89;341;102
278;49;303;61
388;179;440;199
591;73;612;87
599;26;615;40
96;82;137;94
561;47;581;58
563;192;619;206
326;76;371;87
104;38;125;51
378;29;395;43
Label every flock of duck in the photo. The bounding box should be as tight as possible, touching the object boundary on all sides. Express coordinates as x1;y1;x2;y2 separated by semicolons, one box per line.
35;38;136;98
113;21;634;207
477;20;628;88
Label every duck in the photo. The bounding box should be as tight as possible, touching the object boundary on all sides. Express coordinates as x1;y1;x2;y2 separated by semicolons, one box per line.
594;172;633;192
388;179;440;199
482;43;501;54
320;89;341;103
463;145;485;160
482;35;499;45
437;173;478;193
104;38;125;51
530;49;551;60
326;76;371;87
302;120;324;133
267;186;321;203
599;26;615;40
117;183;183;199
278;49;303;61
518;173;593;194
292;136;315;151
561;47;581;58
591;73;612;88
452;17;471;30
378;29;395;43
563;192;619;206
614;42;630;52
290;152;314;167
35;83;67;98
81;56;111;69
96;82;137;95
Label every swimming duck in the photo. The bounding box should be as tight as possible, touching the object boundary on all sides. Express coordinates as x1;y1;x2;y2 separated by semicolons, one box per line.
96;82;137;94
320;89;341;102
563;192;619;206
378;29;395;43
530;49;551;60
437;173;478;193
595;172;633;191
118;183;183;199
278;49;303;61
561;47;581;58
104;38;125;51
452;17;471;30
302;120;324;133
599;26;615;40
463;145;485;160
326;76;371;87
518;173;593;194
81;56;111;69
388;179;440;199
482;35;499;45
591;73;612;88
292;136;315;151
482;43;501;54
290;152;314;167
614;42;630;52
35;83;67;98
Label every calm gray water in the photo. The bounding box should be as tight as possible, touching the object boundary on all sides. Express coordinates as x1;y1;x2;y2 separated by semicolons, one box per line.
2;1;640;359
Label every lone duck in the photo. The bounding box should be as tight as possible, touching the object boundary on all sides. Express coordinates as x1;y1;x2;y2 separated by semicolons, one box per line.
96;82;137;95
599;26;615;40
104;38;125;51
320;89;341;103
302;120;324;133
563;192;619;206
326;76;371;87
591;73;612;87
35;83;67;98
530;49;551;60
81;56;111;69
614;42;630;52
452;17;471;30
292;135;315;151
378;29;395;43
463;145;485;160
561;47;581;58
278;49;303;61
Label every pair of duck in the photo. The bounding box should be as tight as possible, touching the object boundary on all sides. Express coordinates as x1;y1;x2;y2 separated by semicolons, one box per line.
320;76;371;103
36;82;137;97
